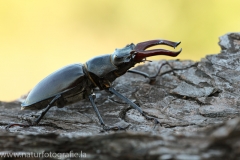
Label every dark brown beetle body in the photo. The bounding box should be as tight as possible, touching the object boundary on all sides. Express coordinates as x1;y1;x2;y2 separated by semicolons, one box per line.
6;39;182;131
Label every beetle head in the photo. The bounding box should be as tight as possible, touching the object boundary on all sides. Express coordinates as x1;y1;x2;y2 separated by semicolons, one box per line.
111;43;136;66
111;39;182;66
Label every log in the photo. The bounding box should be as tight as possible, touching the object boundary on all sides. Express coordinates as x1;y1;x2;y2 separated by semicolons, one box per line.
1;32;240;160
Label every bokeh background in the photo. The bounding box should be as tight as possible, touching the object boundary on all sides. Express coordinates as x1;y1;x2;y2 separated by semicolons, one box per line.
1;0;240;101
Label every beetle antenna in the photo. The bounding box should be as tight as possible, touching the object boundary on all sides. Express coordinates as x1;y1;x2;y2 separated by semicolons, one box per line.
145;59;152;62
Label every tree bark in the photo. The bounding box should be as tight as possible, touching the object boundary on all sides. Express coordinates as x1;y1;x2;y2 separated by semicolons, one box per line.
1;32;240;160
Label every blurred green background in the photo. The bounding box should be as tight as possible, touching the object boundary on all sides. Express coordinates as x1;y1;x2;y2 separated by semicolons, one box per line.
1;0;240;101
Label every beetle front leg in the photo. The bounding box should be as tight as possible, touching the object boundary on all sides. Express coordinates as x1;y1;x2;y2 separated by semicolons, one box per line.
127;61;174;84
108;87;161;128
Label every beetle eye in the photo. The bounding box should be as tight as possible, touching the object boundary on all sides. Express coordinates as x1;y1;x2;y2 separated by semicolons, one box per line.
115;55;123;60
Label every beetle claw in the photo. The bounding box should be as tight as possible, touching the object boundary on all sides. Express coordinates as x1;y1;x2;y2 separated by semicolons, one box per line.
153;118;162;129
109;126;127;131
101;125;127;132
5;123;31;132
102;125;110;131
142;112;161;129
149;77;157;85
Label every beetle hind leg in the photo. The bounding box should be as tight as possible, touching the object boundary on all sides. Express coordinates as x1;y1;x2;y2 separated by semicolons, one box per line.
5;95;61;131
33;94;61;125
5;123;31;131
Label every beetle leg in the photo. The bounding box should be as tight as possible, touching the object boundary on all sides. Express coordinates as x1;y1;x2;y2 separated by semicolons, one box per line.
101;125;127;132
89;94;128;131
5;123;31;131
127;61;174;84
33;94;61;125
108;87;161;127
109;87;143;113
142;111;161;128
5;94;61;131
89;94;105;126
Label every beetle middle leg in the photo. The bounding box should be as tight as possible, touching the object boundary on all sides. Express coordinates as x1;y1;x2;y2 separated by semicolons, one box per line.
108;87;161;128
127;61;174;84
88;93;127;131
5;95;61;131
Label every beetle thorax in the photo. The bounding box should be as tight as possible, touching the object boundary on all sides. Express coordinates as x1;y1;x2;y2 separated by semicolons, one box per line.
84;44;137;90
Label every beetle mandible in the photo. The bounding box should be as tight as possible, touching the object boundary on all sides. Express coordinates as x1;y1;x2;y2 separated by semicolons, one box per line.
6;39;182;131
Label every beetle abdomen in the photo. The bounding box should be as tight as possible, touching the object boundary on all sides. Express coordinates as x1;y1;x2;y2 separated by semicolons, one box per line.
21;63;86;109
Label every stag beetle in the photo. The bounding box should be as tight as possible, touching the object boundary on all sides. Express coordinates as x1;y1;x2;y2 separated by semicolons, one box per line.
6;39;181;131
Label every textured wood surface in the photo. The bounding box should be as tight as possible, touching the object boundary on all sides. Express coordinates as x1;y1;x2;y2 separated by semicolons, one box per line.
1;33;240;160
